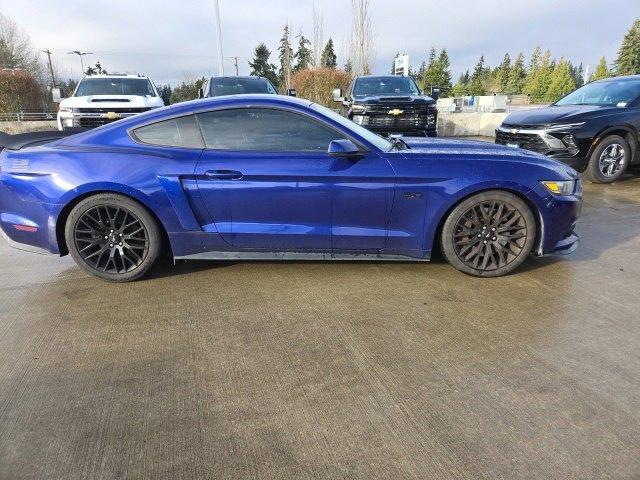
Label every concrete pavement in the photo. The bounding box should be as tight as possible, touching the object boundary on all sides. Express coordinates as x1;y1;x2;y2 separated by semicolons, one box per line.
1;178;639;479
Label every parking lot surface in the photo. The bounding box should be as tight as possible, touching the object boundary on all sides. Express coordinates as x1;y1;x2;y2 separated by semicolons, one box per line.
1;178;639;479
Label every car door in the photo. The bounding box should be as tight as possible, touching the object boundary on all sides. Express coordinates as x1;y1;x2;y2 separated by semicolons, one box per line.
194;106;394;252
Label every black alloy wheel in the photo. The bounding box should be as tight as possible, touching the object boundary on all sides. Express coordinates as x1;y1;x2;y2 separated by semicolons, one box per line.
65;194;162;282
441;191;536;277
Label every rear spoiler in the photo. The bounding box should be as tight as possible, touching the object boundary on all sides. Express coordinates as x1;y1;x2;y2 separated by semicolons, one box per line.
0;128;87;151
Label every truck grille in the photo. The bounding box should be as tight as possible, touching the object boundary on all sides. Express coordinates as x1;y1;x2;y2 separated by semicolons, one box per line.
364;114;428;128
495;129;549;153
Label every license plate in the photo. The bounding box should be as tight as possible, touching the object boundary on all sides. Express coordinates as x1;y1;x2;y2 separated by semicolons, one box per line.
506;142;519;148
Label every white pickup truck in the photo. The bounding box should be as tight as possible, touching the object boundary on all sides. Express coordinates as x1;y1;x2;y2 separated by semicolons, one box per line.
56;74;165;130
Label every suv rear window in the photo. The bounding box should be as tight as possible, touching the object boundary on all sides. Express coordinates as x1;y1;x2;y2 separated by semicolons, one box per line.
209;78;277;96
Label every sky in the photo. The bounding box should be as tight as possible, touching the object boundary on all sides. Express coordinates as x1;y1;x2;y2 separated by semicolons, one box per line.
1;0;636;86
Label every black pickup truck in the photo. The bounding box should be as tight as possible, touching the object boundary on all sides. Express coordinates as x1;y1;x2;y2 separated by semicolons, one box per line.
333;75;438;137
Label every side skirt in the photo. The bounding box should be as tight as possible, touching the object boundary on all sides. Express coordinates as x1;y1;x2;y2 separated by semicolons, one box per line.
174;251;431;262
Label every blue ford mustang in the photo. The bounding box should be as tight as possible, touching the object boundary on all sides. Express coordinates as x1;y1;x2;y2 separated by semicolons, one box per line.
0;95;581;281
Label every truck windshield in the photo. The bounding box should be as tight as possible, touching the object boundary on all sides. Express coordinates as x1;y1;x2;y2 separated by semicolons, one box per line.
555;79;640;107
210;78;277;96
75;78;156;97
352;76;420;97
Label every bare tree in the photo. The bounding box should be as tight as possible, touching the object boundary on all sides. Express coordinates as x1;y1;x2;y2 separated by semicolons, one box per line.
349;0;374;76
0;13;44;80
312;4;324;69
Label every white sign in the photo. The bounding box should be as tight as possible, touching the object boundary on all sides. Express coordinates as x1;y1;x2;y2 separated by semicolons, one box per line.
394;55;409;76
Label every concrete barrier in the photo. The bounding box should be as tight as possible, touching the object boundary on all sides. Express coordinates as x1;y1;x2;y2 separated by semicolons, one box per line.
0;121;58;135
437;112;508;138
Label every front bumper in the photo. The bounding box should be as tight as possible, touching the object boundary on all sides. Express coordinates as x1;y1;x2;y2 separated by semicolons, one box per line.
495;125;591;172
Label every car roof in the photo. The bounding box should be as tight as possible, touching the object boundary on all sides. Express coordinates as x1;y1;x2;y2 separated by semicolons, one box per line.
209;76;268;81
81;74;151;79
592;74;640;83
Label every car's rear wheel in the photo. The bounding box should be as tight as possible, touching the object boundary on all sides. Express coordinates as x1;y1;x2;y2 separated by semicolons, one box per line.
65;194;162;282
585;135;630;183
441;191;536;277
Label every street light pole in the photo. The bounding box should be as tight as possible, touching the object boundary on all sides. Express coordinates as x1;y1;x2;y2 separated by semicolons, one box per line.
213;0;224;75
68;51;92;76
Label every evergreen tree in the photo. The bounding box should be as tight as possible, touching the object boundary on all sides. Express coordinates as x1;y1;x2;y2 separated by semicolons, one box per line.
491;53;511;93
469;54;490;95
344;59;353;75
294;33;313;72
528;46;542;74
451;70;471;96
615;18;640;75
437;48;452;96
420;48;439;90
320;38;337;68
249;42;278;87
524;50;553;102
573;62;585;88
278;24;294;90
506;52;526;94
546;59;577;101
591;56;611;81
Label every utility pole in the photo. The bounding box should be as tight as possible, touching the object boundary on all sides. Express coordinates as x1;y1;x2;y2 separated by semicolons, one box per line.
42;49;56;87
213;0;224;75
583;64;590;85
229;56;238;75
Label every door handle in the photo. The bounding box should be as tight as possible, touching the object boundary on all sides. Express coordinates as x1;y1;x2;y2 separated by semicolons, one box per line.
204;169;243;180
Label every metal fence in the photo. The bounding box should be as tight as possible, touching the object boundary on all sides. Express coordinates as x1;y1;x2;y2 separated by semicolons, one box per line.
0;112;56;122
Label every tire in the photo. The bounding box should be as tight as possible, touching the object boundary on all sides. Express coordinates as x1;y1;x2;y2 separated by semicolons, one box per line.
585;135;630;183
441;190;536;277
65;193;163;282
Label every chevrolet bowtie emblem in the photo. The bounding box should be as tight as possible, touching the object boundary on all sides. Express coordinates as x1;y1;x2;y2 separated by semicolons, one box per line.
388;108;404;116
106;111;120;120
510;128;519;134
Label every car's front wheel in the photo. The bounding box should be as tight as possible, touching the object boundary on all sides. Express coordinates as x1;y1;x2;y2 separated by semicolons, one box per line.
585;135;630;183
441;191;536;277
65;194;163;282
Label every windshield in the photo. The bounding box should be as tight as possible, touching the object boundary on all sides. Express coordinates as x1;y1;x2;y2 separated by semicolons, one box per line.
311;103;393;152
555;79;640;107
75;78;156;97
352;76;420;98
210;77;277;96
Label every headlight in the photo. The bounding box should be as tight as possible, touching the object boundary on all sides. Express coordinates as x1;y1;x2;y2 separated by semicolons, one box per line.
541;180;576;195
351;104;366;113
58;106;75;114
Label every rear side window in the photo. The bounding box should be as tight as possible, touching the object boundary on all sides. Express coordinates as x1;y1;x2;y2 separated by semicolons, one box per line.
132;115;204;148
197;108;345;152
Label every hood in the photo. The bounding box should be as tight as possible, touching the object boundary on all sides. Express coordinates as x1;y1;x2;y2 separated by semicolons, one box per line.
401;137;577;177
60;95;164;109
352;94;435;106
503;104;621;126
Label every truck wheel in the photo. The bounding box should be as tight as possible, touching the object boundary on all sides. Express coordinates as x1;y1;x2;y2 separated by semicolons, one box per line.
585;135;630;183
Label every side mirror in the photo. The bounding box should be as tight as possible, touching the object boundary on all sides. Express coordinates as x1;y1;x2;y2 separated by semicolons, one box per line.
52;88;63;103
287;88;297;97
332;88;344;102
328;139;361;159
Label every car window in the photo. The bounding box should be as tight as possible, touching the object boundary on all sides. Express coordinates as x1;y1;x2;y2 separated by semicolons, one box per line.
132;115;204;148
197;108;347;152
